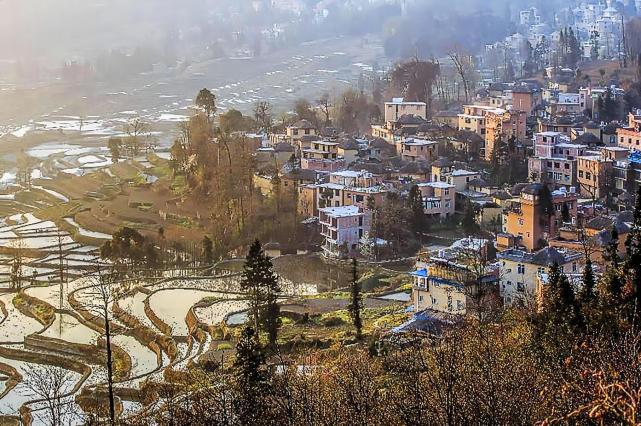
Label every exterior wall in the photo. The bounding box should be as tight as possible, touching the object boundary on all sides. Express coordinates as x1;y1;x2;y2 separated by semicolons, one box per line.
338;148;358;165
370;125;395;142
397;140;438;162
500;259;544;306
329;172;383;188
287;126;316;143
298;185;318;217
577;156;613;198
301;158;345;172
529;157;577;187
512;92;534;115
458;114;486;135
617;127;641;151
414;280;466;314
477;206;503;227
504;191;577;252
499;258;579;306
433;114;459;127
484;110;527;161
344;189;386;210
319;208;371;257
447;172;481;192
316;184;386;211
384;101;427;125
418;184;456;218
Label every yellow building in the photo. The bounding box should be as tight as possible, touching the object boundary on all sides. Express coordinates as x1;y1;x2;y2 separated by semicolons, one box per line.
503;184;577;252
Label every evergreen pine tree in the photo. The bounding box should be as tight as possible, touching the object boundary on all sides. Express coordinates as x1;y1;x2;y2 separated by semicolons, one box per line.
407;185;427;237
233;327;270;425
598;226;625;311
202;235;214;266
263;287;281;349
461;200;478;235
347;258;363;340
603;225;620;267
579;258;596;305
625;187;641;323
544;263;581;328
240;240;281;343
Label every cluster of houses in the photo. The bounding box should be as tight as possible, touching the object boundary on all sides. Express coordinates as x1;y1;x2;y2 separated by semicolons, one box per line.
405;74;641;323
480;1;634;84
246;55;641;328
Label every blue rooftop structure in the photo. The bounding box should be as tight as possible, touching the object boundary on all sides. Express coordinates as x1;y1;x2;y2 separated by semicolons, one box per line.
410;268;428;278
629;151;641;164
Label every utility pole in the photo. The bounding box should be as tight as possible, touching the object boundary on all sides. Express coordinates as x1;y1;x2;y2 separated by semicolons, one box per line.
57;231;64;310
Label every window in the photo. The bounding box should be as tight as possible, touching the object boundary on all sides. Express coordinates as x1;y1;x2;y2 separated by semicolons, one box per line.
517;264;525;274
579;170;584;178
518;218;524;226
572;262;577;272
456;300;464;311
517;282;525;292
564;163;570;170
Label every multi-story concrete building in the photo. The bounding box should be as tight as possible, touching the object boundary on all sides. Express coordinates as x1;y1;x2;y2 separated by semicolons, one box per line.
576;147;624;199
617;111;641;151
528;132;588;188
498;247;583;306
503;184;578;252
484;108;527;161
319;205;371;258
411;238;499;315
417;182;456;219
397;138;439;163
287;119;317;144
384;98;427;127
301;140;345;172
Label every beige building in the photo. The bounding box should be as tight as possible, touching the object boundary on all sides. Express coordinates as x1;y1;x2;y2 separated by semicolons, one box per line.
411;239;499;315
498;247;583;307
384;98;427;127
287;119;317;144
397;138;439;162
458;105;487;136
417;182;456;219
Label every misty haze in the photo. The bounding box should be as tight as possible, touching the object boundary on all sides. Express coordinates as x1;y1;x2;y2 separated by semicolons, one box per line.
0;0;640;424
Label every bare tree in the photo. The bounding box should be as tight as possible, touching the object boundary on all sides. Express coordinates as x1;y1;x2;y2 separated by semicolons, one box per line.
9;237;25;290
253;101;273;133
448;46;477;103
317;93;331;127
23;365;78;426
123;117;151;157
83;268;128;425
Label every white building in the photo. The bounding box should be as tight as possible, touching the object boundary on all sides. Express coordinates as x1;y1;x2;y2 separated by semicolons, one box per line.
497;247;583;307
384;98;427;126
319;205;371;258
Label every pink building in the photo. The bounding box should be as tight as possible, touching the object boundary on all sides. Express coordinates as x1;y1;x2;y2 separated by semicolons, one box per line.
319;206;372;258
